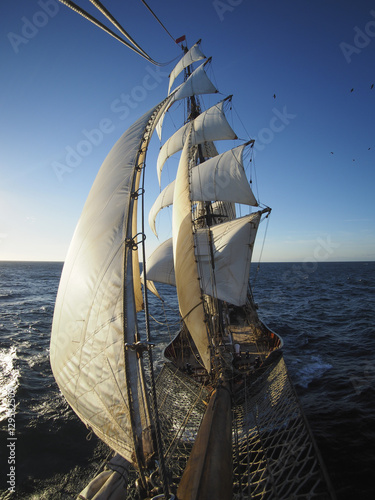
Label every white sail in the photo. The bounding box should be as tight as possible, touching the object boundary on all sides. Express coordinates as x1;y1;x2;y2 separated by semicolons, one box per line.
50;97;172;464
168;40;206;94
146;238;176;287
149;144;257;236
157;100;237;185
149;183;175;237
156;60;217;140
172;126;211;371
195;213;261;306
146;213;261;306
172;60;217;101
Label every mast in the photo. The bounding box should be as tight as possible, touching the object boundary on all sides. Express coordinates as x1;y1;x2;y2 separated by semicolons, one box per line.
171;44;234;499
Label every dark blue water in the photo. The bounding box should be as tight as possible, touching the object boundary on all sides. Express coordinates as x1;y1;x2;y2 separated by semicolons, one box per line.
0;261;374;499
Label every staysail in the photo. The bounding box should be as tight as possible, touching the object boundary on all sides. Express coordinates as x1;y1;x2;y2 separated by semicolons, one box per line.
50;98;173;466
50;63;223;465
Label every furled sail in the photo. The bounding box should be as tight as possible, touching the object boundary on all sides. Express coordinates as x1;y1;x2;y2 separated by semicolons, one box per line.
149;144;258;236
50;97;173;466
146;212;261;306
172;126;211;371
157;60;218;140
168;40;206;94
157;99;237;185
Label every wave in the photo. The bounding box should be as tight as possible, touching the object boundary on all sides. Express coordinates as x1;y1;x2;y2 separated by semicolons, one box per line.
0;345;20;421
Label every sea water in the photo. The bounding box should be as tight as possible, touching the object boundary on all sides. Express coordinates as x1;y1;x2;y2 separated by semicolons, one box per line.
0;261;374;499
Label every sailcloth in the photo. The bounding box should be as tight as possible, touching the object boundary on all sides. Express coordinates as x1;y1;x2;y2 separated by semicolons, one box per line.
195;213;261;306
172;60;217;101
147;212;260;306
172;126;211;371
157;60;217;140
146;238;176;287
50;97;173;465
149;144;258;236
168;40;206;94
157;100;237;185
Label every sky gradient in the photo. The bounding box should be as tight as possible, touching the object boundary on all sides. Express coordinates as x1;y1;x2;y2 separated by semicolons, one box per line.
1;0;375;262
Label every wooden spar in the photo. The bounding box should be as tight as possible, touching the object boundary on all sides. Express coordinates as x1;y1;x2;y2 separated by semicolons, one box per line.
177;383;232;500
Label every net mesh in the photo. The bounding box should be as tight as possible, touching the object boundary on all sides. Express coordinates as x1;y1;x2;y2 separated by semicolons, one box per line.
231;355;333;499
124;356;334;498
156;363;211;482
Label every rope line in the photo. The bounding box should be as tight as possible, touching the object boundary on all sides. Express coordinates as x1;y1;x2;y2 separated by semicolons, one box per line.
253;213;271;289
58;0;175;66
88;0;150;58
139;0;177;43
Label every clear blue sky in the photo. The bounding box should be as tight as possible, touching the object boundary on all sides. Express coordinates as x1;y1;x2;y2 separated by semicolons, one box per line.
1;0;374;262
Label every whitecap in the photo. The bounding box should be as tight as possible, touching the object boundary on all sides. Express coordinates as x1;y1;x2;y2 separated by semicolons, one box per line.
0;345;20;421
296;355;332;388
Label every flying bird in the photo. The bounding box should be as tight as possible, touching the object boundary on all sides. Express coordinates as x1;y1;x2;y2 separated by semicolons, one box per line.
350;88;354;92
273;94;276;99
371;84;374;89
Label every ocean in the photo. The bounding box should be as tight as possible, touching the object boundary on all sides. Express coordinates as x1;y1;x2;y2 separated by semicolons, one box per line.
0;260;374;499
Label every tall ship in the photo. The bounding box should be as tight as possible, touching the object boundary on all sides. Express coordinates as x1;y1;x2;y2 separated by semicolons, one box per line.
50;2;336;498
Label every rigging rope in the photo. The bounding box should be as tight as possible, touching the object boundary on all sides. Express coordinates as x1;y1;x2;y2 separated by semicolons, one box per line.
139;0;177;43
58;0;175;66
88;0;150;58
252;213;271;289
139;106;170;499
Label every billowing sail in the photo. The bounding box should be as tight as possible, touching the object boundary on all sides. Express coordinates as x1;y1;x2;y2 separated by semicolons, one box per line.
168;40;206;94
173;126;211;371
146;212;261;306
157;99;237;185
146;238;176;287
172;60;217;101
149;144;258;236
157;60;218;140
50;97;172;465
195;213;261;306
